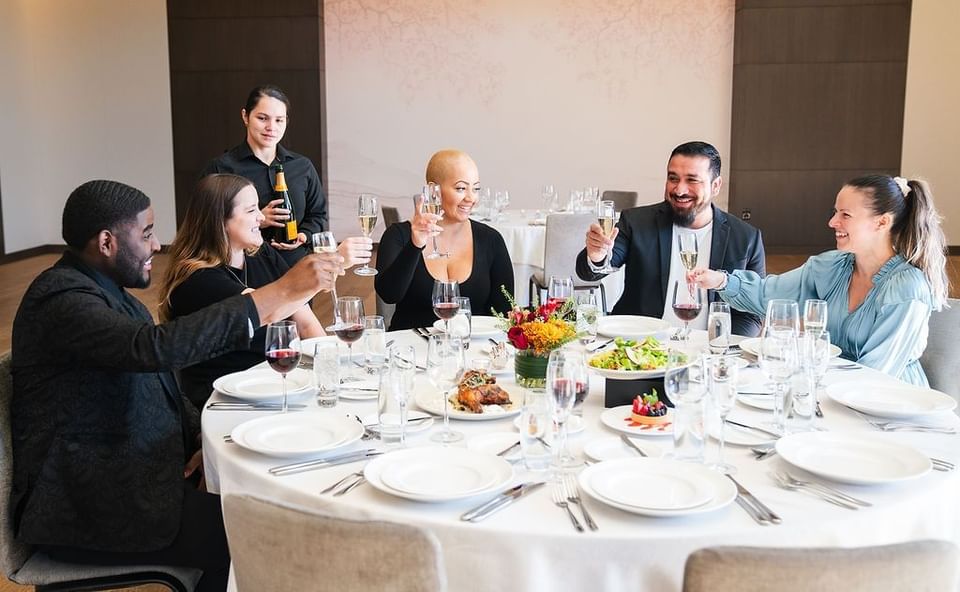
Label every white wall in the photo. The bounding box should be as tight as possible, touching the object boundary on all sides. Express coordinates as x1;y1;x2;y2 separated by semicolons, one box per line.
0;0;176;253
902;0;960;243
324;0;736;240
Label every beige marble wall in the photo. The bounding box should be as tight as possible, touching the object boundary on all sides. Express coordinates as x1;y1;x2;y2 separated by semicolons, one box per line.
324;0;735;239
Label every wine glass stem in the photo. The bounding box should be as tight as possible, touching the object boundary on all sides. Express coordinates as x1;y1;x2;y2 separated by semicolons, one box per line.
555;418;568;470
281;373;288;413
718;417;727;467
399;401;407;447
442;387;452;440
431;232;441;256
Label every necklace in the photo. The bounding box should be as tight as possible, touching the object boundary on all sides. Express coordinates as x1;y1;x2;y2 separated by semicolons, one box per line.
223;263;249;289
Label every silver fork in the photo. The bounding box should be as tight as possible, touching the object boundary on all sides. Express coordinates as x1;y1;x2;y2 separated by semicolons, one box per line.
321;470;364;495
551;482;584;532
769;472;859;510
854;411;957;434
777;472;872;507
931;457;955;471
563;476;597;531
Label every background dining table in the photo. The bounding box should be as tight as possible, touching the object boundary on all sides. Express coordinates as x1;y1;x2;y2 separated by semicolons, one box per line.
202;329;960;592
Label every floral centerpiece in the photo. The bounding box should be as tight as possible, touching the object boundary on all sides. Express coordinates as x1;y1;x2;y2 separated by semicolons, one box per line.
494;287;578;388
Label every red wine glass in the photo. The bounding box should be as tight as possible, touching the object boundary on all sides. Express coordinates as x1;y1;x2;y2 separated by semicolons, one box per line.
671;280;702;342
264;320;301;413
432;280;460;334
332;296;365;377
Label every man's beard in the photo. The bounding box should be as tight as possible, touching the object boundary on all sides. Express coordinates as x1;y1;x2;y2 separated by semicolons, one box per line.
669;203;698;227
115;244;150;289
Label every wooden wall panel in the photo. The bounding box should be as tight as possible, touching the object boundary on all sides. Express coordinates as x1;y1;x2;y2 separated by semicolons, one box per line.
166;1;325;226
729;0;911;251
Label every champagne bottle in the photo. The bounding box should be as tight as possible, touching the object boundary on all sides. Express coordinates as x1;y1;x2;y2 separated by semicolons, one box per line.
274;164;298;243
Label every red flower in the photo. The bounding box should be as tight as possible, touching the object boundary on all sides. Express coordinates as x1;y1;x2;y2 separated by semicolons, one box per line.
537;301;558;320
507;326;529;350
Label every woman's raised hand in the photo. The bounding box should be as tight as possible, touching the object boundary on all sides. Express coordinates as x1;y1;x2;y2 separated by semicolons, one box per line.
337;236;374;268
687;268;727;290
410;195;442;249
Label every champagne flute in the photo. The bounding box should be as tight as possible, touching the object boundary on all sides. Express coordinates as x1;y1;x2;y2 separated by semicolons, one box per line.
707;354;739;474
671;280;703;342
311;231;341;324
678;232;699;272
802;330;831;421
392;345;417;446
427;334;465;444
547;351;578;473
760;324;799;433
332;296;364;378
264;321;301;413
596;200;617;272
354;194;378;276
422;183;448;260
803;299;828;336
432;280;460;334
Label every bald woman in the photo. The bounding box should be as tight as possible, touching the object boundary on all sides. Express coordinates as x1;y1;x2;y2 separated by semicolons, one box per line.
375;149;514;330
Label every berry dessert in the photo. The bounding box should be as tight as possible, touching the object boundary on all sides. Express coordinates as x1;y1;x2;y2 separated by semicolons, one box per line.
629;389;670;426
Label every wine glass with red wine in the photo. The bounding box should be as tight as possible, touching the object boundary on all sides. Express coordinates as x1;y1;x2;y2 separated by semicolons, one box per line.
432;280;460;334
264;320;301;413
547;276;573;308
671;279;702;342
333;296;365;377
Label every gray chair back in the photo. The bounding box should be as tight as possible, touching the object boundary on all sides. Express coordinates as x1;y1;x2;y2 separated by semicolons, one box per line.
601;189;639;211
529;213;606;310
224;494;447;592
0;351;200;591
382;205;401;230
683;541;960;592
377;294;397;331
920;298;960;405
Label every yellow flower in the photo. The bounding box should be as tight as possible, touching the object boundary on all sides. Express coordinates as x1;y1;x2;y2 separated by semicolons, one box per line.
521;318;577;355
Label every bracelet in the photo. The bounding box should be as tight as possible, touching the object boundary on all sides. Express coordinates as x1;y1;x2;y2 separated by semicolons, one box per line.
717;270;729;290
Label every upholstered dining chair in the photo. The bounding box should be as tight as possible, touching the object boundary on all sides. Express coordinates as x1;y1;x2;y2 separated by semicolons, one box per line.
600;189;639;211
223;494;447;592
0;352;201;592
682;540;960;592
920;297;960;406
529;213;607;311
381;205;401;230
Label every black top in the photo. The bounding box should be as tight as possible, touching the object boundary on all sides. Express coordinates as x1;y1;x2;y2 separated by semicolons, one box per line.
169;246;289;407
576;202;766;336
10;251;257;551
201;141;328;266
375;220;515;331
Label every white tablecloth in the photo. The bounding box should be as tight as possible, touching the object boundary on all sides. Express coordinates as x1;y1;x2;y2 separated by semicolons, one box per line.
484;211;625;308
203;331;960;592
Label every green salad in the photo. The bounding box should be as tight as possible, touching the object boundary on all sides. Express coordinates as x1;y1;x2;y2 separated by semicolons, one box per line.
588;336;673;371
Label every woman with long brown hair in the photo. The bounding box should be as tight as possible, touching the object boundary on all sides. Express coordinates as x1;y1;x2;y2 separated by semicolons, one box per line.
690;174;948;385
160;174;334;406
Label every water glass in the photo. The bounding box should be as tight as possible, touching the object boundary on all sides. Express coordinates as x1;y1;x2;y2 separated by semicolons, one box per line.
707;355;739;473
787;371;815;432
313;342;340;408
803;299;828;336
707;301;732;354
665;358;707;463
449;296;472;348
363;315;387;373
519;391;552;472
576;301;600;345
378;354;406;446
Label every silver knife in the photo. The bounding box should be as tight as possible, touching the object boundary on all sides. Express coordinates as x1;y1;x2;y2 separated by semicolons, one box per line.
208;402;308;409
727;475;781;524
269;450;384;476
725;419;781;439
461;482;545;522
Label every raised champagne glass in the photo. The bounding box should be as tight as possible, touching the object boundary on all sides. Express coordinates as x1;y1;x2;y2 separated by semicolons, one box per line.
596;200;617;273
422;183;448;260
311;231;341;325
354;194;378;276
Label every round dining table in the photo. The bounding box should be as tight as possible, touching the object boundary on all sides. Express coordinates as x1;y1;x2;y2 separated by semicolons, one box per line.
202;330;960;592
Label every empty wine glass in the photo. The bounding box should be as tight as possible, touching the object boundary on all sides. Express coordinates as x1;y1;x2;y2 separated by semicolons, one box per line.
264;321;301;413
678;232;699;272
547;276;573;308
427;335;465;444
393;345;417;446
665;354;707;463
803;299;828;336
707;354;739;474
311;231;341;324
331;296;364;378
421;183;447;260
354;194;378;276
671;280;703;342
542;184;556;212
595;200;617;273
766;299;800;334
547;351;579;473
432;280;460;334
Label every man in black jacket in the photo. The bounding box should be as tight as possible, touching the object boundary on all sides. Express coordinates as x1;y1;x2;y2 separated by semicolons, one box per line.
10;180;342;592
576;141;766;336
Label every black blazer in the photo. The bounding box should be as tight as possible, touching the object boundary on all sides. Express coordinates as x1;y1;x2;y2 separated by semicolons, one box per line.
10;252;257;552
576;202;766;336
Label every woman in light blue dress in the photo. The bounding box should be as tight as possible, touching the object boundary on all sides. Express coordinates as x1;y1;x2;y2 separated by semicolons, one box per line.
691;175;948;386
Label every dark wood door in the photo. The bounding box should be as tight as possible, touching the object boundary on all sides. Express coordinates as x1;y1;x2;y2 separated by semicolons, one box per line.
729;0;911;253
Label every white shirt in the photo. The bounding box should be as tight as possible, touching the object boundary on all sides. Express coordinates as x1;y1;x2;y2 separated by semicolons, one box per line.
661;222;712;330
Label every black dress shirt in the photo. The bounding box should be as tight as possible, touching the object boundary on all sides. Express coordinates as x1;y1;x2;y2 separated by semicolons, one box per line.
201;141;328;265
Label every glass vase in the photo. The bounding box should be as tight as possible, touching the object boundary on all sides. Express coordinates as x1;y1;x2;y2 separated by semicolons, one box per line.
514;349;550;389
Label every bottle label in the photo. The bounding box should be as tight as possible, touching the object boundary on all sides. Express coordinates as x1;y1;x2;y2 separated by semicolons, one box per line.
284;220;298;241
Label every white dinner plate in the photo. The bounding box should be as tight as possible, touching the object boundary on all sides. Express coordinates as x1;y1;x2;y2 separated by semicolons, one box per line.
739;337;842;359
826;380;957;419
600;405;673;437
578;459;736;517
230;413;363;458
298;335;340;355
364;447;514;502
737;393;774;411
597;315;672;340
588;460;713;510
583;436;665;462
433;316;504;339
776;431;932;485
415;387;521;421
513;414;585;435
213;368;313;402
360;412;434;435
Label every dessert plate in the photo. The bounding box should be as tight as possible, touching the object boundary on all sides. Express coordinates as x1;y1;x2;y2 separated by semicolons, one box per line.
826;380;957;419
600;405;673;437
230;413;363;458
776;432;931;485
